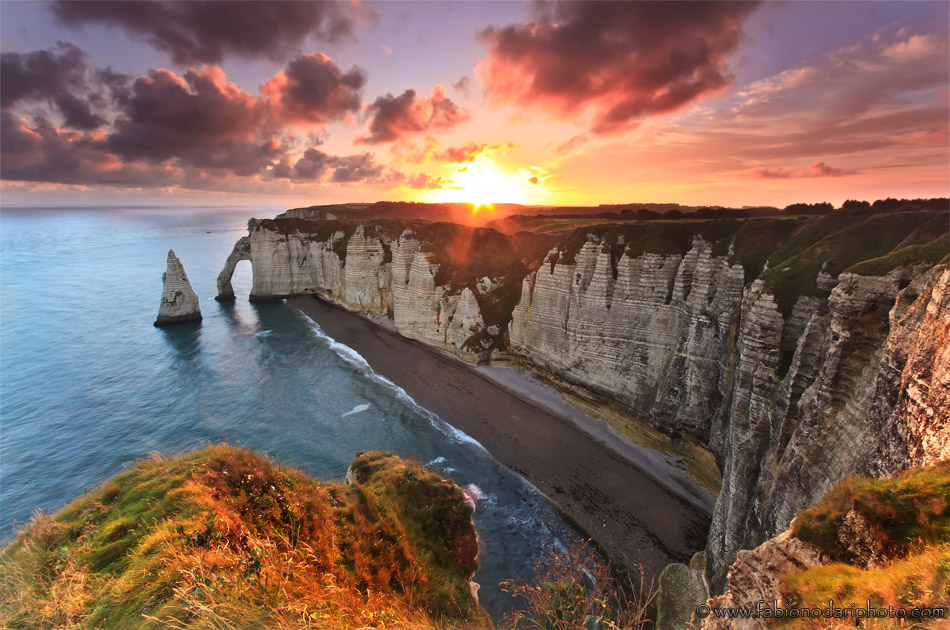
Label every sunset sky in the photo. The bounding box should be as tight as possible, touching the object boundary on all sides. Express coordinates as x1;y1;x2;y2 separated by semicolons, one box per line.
1;0;947;208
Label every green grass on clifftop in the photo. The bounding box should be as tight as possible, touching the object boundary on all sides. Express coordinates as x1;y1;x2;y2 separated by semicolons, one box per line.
792;460;950;562
0;445;486;630
780;461;950;628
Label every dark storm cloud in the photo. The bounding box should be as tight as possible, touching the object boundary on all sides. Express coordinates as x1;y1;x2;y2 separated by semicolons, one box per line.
357;86;469;144
264;53;366;125
0;110;176;185
476;1;759;134
102;67;276;174
0;43;104;129
272;147;386;184
50;1;355;65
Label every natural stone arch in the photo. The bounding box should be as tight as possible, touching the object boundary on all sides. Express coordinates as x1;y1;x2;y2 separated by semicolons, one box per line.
216;236;251;301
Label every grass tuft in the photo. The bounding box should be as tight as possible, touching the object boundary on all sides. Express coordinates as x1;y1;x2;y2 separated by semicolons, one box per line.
0;445;488;629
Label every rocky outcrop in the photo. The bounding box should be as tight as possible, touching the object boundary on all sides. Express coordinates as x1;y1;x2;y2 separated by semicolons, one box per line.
701;531;824;630
511;238;950;590
217;220;498;362
155;249;201;326
219;216;950;594
215;236;250;300
656;554;709;630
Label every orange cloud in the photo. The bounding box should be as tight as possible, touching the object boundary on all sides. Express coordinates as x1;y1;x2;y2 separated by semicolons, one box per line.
357;85;469;144
476;1;759;134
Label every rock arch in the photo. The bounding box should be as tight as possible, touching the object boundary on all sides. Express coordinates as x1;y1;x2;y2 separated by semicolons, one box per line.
216;236;251;301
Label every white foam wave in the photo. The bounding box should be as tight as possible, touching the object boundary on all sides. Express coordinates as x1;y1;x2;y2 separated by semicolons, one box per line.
342;403;371;417
298;313;487;452
254;330;274;337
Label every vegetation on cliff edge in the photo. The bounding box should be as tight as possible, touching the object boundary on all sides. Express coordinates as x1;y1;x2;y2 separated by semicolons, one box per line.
0;445;485;630
781;461;950;628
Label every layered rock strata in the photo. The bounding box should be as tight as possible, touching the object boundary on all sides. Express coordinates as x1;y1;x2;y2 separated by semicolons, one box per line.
700;531;825;630
220;217;950;593
513;243;950;590
217;220;497;362
155;249;201;326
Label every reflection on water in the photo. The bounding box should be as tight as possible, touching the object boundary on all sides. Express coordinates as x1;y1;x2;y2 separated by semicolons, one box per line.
0;207;584;620
159;320;203;361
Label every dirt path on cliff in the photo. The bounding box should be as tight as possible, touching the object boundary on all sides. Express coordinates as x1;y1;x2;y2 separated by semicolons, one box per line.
288;294;711;574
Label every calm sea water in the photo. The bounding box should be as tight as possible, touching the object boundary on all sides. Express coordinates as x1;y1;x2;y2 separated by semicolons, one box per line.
0;206;581;619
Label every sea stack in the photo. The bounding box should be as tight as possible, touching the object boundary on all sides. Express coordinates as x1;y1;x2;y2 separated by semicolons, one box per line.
154;249;202;326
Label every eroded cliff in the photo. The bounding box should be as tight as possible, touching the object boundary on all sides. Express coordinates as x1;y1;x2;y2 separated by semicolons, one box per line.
217;218;550;362
219;211;949;593
155;249;202;326
507;214;949;590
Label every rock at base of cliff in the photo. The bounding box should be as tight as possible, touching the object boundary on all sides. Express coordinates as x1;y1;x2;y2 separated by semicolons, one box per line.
155;249;202;326
656;560;708;630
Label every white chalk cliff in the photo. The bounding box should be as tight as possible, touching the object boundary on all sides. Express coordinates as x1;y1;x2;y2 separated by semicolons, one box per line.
155;249;202;326
216;220;499;362
218;216;950;592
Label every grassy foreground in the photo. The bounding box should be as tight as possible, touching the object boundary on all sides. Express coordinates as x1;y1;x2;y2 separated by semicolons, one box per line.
782;461;950;628
0;445;487;630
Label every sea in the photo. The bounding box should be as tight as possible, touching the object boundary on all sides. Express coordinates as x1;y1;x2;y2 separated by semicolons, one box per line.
0;205;583;619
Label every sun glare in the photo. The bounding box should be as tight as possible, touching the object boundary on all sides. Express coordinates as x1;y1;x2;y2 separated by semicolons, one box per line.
425;157;531;208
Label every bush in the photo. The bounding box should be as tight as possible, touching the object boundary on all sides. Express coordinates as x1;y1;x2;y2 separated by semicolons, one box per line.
501;540;656;630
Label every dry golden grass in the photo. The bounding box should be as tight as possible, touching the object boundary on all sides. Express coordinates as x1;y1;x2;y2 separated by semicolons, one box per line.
0;445;488;630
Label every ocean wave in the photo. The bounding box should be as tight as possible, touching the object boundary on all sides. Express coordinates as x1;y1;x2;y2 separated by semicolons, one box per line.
297;313;488;452
342;403;371;417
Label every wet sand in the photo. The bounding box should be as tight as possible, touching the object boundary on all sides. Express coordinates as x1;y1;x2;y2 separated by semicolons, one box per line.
289;294;711;574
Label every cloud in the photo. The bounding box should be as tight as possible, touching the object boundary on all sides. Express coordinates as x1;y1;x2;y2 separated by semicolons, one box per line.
452;76;470;94
272;146;386;183
752;161;854;179
434;141;496;164
103;66;277;175
263;53;366;125
0;110;179;186
0;42;412;192
407;173;448;190
0;43;105;129
394;136;509;165
328;152;384;182
476;1;759;134
357;85;469;144
50;1;355;65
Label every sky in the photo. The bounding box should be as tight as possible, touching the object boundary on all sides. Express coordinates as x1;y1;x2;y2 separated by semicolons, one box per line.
1;0;948;208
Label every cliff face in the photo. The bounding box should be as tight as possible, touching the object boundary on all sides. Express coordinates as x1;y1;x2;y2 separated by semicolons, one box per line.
217;219;513;362
513;240;950;589
219;215;949;593
155;249;201;326
510;236;745;440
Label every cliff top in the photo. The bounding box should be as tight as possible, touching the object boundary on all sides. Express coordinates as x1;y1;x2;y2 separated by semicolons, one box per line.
781;461;950;627
0;445;486;629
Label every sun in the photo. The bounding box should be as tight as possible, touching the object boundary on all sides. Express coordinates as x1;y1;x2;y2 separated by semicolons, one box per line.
425;157;531;209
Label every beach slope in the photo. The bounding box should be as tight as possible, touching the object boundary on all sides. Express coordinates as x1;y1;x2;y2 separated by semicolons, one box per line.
290;294;711;573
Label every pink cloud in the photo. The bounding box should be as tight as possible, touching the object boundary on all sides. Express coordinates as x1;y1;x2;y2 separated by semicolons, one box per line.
752;161;855;179
357;85;469;144
262;53;365;125
476;1;759;134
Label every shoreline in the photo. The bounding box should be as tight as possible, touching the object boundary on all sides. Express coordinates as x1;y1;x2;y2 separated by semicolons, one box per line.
289;294;711;574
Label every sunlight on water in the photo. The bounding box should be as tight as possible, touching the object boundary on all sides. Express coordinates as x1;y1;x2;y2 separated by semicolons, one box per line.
0;206;582;619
